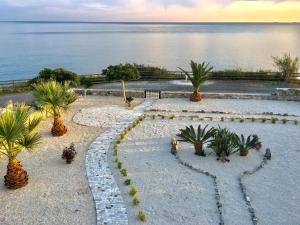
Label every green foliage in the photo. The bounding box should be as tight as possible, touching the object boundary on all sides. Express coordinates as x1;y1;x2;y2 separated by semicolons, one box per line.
117;162;122;169
294;120;299;125
239;118;245;123
200;117;205;121
124;179;131;186
132;197;140;205
251;117;256;122
208;117;213;121
271;117;278;124
0;104;42;160
103;63;140;81
179;60;213;92
151;114;156;119
190;115;195;120
32;81;77;117
282;118;288;124
177;125;216;147
120;168;127;176
129;186;137;196
80;76;93;88
230;117;235;122
160;114;166;119
30;68;80;86
220;117;224;122
137;211;146;222
134;64;170;78
209;127;237;157
169;114;176;119
273;53;299;81
261;118;267;123
233;134;256;151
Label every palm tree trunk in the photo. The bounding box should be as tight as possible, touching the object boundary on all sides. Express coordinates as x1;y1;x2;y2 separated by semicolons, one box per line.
194;142;204;156
4;159;28;189
51;116;67;136
190;91;202;102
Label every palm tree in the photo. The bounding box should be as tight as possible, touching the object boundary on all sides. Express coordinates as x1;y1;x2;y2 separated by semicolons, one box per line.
273;53;299;81
33;81;77;136
177;125;216;156
179;60;213;102
0;103;42;189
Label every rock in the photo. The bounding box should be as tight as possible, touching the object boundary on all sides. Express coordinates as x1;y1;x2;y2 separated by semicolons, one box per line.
265;148;271;160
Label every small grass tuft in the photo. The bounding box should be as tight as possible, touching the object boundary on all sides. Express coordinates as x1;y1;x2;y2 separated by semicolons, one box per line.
132;197;140;205
294;120;298;125
124;178;131;186
251;117;256;122
129;186;137;196
230;117;235;122
120;168;127;176
261;117;267;123
117;162;122;169
220;117;224;122
271;117;278;124
282;118;288;124
137;211;146;222
169;114;175;119
239;118;245;123
151;114;156;119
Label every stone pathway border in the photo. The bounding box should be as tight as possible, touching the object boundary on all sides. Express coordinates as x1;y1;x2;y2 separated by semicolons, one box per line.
85;99;155;225
173;152;225;225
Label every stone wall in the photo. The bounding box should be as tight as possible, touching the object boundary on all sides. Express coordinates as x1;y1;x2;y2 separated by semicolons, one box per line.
72;88;300;101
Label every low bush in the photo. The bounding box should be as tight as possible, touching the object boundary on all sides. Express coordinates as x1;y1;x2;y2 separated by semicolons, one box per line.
120;168;127;176
124;179;131;186
80;76;93;88
137;211;146;222
117;162;122;169
129;186;138;196
134;64;170;79
132;197;140;205
102;63;140;81
29;68;81;86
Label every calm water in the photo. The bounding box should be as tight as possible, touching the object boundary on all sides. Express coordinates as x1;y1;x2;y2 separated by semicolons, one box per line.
0;22;300;81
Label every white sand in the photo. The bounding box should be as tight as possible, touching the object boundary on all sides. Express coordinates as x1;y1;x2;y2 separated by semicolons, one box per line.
149;98;300;116
117;118;300;225
0;96;141;225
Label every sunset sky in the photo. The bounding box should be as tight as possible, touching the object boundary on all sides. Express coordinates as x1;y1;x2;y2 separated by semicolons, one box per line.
0;0;300;22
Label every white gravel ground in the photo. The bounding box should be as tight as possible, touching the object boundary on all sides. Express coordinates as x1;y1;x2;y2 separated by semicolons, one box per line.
117;118;300;225
149;98;300;116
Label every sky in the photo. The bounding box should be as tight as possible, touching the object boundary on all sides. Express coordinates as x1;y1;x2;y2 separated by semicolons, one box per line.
0;0;300;22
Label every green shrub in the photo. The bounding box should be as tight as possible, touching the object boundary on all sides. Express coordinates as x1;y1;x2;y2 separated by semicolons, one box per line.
208;117;213;121
114;157;118;163
282;118;288;124
220;117;224;122
80;76;93;88
120;168;127;176
133;197;140;205
29;68;80;86
200;117;205;121
103;63;140;81
272;53;299;81
190;115;195;121
169;114;175;119
137;211;146;222
251;117;256;122
117;162;122;169
230;117;235;122
239;118;245;123
151;114;156;119
124;179;131;186
271;117;278;124
134;63;170;78
129;187;137;196
294;120;298;125
261;118;267;123
160;114;166;119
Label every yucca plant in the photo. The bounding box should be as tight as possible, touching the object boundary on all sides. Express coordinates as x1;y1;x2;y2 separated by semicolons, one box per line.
209;127;237;162
179;60;213;102
177;125;216;156
233;134;257;156
273;53;299;81
0;103;42;189
33;81;77;136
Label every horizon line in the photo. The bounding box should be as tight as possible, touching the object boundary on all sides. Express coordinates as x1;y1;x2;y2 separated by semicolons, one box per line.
1;21;300;24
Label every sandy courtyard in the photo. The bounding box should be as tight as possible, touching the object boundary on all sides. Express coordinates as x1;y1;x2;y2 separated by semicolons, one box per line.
0;96;142;225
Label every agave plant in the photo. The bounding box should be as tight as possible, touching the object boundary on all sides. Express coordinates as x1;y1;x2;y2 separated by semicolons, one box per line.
177;125;216;156
179;60;213;102
0;103;42;189
33;81;77;136
233;134;257;156
209;127;237;162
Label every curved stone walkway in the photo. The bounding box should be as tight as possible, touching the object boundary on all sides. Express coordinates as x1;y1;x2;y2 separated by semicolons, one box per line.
85;99;154;225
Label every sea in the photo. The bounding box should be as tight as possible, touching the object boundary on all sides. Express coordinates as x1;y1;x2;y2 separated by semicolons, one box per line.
0;22;300;81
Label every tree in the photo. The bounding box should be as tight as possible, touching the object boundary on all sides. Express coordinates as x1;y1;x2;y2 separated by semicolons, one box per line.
179;61;213;101
273;53;299;81
0;103;42;189
33;81;77;136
